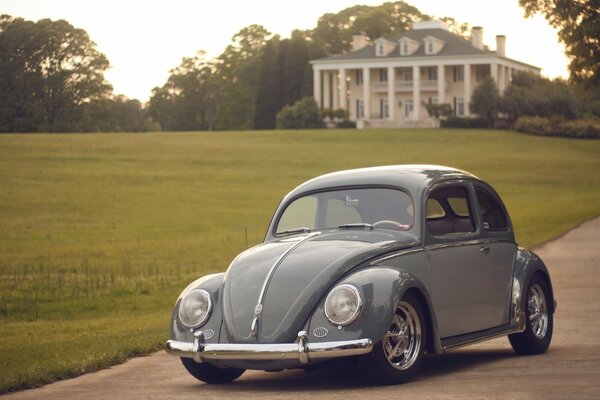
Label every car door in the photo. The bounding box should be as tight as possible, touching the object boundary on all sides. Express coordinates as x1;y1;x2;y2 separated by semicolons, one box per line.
473;184;517;327
424;182;494;338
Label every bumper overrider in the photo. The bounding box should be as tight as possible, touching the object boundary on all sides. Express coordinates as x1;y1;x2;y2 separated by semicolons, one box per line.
166;330;373;364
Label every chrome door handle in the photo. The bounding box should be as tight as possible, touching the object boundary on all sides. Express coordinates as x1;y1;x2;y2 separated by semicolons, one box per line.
480;246;490;254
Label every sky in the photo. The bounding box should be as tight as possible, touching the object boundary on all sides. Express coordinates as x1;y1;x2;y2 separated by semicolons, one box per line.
0;0;569;102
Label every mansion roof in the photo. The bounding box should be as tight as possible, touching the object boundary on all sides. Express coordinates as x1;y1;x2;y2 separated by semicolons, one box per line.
315;28;495;62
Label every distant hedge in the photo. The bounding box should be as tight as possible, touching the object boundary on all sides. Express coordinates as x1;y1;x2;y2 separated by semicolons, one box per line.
441;116;488;128
514;116;600;139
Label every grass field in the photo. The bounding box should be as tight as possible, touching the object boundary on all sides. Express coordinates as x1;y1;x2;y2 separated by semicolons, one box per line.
1;129;599;392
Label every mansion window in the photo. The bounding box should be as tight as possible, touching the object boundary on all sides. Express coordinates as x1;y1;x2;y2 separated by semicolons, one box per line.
453;66;464;82
402;42;408;55
404;69;413;82
404;98;414;118
355;70;363;85
426;67;438;81
453;97;465;116
356;100;365;119
380;99;389;118
379;68;388;82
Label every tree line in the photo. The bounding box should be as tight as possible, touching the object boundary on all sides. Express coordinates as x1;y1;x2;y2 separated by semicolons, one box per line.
0;0;597;133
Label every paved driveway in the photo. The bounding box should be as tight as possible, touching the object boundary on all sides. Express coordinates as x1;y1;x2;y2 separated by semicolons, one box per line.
4;218;600;399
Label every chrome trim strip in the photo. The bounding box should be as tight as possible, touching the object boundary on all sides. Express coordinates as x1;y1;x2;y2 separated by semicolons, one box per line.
251;232;321;335
426;238;515;252
166;330;373;364
441;326;524;352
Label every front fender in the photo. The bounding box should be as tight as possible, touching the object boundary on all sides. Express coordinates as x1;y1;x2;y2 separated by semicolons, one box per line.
307;267;439;352
170;273;225;343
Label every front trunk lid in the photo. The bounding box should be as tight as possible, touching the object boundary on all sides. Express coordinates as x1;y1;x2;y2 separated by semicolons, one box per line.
221;230;418;344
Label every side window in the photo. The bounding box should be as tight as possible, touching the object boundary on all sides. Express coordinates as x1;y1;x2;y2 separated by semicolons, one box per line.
426;198;445;219
426;186;474;236
475;188;508;231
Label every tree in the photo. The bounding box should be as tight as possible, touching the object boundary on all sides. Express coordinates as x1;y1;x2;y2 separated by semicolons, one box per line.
213;25;271;130
148;51;218;131
276;97;324;129
470;77;501;127
0;15;112;132
501;72;577;121
519;0;600;87
311;2;428;55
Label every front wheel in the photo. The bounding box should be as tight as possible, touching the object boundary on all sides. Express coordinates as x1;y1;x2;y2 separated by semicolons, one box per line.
361;293;426;384
180;357;245;384
509;274;553;355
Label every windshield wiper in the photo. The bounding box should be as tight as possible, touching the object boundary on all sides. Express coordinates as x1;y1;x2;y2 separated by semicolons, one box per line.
338;223;373;230
277;227;311;236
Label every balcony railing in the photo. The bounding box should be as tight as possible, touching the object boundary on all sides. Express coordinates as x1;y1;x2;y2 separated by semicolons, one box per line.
371;80;443;92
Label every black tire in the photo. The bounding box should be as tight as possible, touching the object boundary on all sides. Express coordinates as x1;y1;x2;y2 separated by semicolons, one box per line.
361;293;427;385
180;357;245;384
509;274;553;355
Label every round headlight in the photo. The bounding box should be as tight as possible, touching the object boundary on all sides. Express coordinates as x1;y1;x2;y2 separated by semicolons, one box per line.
324;284;362;326
178;289;212;329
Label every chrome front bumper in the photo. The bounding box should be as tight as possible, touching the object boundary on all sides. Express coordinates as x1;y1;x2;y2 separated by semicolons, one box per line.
166;330;373;365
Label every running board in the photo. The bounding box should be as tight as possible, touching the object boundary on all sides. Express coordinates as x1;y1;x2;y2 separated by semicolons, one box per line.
441;323;523;352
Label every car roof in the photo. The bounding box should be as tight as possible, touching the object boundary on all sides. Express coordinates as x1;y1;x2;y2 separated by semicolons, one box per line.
285;165;479;199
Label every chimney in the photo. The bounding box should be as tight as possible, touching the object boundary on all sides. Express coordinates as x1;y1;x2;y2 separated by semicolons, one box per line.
496;35;506;57
352;33;369;51
471;26;483;50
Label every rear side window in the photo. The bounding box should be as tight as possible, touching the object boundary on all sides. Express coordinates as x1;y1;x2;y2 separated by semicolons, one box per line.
426;186;474;236
475;188;508;231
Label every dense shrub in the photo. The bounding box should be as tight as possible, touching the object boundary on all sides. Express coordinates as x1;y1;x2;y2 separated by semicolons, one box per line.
276;97;325;129
336;120;357;128
441;116;488;128
514;116;600;139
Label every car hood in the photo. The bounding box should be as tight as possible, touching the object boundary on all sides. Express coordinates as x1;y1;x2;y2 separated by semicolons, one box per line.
221;230;419;344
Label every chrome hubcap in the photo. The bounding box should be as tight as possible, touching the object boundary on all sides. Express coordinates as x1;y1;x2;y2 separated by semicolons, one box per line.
528;283;548;340
382;301;421;370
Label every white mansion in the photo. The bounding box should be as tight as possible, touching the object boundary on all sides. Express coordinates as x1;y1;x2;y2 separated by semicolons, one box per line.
310;21;540;128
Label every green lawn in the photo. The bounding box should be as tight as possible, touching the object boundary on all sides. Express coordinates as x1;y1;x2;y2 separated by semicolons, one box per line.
1;129;599;392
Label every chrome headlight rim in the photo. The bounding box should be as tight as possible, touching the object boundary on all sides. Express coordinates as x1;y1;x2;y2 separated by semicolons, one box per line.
178;288;212;329
324;284;362;327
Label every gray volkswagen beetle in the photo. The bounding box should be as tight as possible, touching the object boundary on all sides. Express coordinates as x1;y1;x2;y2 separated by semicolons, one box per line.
166;165;555;384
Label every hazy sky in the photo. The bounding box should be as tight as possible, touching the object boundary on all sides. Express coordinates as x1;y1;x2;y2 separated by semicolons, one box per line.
0;0;569;102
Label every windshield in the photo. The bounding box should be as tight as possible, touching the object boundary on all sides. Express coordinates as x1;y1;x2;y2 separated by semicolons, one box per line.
276;187;414;235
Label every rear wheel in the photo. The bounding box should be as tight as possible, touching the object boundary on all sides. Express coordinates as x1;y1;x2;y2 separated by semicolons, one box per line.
509;274;553;355
362;293;426;384
180;357;245;384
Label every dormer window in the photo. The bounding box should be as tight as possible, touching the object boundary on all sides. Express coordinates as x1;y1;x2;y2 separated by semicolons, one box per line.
399;37;420;56
423;36;445;55
375;38;395;57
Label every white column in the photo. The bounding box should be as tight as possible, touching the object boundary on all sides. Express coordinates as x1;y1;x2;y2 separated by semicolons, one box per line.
490;63;498;83
498;64;505;94
363;67;370;121
338;69;347;112
437;64;445;104
412;65;420;120
387;66;395;121
313;69;322;109
323;72;331;109
463;64;471;116
332;72;339;109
